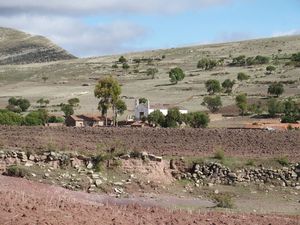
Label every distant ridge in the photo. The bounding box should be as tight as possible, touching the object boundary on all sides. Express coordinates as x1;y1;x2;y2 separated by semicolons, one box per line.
0;27;76;65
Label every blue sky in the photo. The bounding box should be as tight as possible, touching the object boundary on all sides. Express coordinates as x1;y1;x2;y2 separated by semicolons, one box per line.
0;0;299;57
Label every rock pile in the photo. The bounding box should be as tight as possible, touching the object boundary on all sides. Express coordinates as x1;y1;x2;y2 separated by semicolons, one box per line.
181;162;300;188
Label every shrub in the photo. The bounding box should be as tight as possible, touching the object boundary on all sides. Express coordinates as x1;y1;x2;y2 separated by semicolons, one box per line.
148;110;165;127
246;159;255;166
118;56;127;63
202;96;222;113
122;63;130;70
222;79;235;94
214;149;225;160
164;108;182;128
169;67;185;84
23;109;48;126
235;93;248;116
6;165;29;178
197;58;217;70
212;193;234;208
268;82;284;97
185;112;210;128
277;156;289;166
205;79;221;95
237;72;249;81
0;110;23;125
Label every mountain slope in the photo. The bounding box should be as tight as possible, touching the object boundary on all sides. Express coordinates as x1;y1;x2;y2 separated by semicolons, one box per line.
0;27;76;65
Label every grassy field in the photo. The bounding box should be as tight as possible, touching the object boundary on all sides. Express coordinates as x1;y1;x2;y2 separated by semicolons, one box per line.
0;34;299;121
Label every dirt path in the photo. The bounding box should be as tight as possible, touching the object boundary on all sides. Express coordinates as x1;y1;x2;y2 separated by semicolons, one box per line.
0;126;299;160
0;175;299;225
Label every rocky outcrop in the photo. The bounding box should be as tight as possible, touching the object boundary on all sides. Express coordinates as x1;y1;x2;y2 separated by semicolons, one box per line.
0;27;76;65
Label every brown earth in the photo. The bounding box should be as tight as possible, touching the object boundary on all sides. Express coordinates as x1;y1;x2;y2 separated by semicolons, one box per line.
0;126;299;160
0;175;299;225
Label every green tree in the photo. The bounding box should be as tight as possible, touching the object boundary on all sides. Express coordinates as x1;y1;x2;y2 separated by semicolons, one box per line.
268;82;284;97
281;98;299;123
185;112;210;128
118;56;127;63
231;55;246;66
42;76;48;83
291;52;300;62
139;98;148;104
23;109;48;126
164;108;182;128
68;98;80;107
8;97;18;106
267;98;283;117
235;93;247;116
205;79;221;95
266;65;276;74
202;96;222;113
197;58;217;70
237;72;249;81
7;97;30;112
0;110;23;125
94;76;122;126
147;110;165;127
222;79;235;94
37;98;50;108
17;99;30;112
115;99;127;125
146;68;158;79
122;63;130;70
169;67;185;84
61;104;74;117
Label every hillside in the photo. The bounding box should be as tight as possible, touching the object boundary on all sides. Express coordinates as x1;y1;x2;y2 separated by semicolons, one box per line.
0;27;76;65
0;32;299;121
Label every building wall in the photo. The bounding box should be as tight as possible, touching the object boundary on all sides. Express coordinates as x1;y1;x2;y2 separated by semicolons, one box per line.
134;104;149;120
75;121;84;127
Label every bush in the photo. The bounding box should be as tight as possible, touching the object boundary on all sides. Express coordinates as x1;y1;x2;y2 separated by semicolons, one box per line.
118;56;127;63
237;72;249;81
268;82;284;97
202;96;222;113
268;98;283;117
197;58;217;70
169;67;185;84
212;193;234;208
7;97;31;112
6;165;29;178
235;93;248;116
185;112;210;128
0;110;23;125
148;110;165;127
164;108;182;128
214;149;225;160
205;79;221;95
47;116;64;123
222;79;235;94
277;156;289;166
23;109;48;126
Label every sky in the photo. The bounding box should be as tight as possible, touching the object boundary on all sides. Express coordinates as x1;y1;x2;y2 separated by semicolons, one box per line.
0;0;299;57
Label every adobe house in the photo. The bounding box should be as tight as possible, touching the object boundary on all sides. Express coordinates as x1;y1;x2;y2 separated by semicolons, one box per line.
65;115;84;127
134;99;188;120
77;115;102;127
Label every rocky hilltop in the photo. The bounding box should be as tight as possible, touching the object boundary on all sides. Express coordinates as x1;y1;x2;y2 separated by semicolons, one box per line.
0;27;76;65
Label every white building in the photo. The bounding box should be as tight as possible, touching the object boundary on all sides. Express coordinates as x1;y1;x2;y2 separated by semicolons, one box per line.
134;99;188;120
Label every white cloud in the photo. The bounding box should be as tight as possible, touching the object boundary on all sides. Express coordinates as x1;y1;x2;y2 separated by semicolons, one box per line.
0;15;146;57
0;0;231;15
214;31;253;43
272;29;300;37
0;0;235;56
